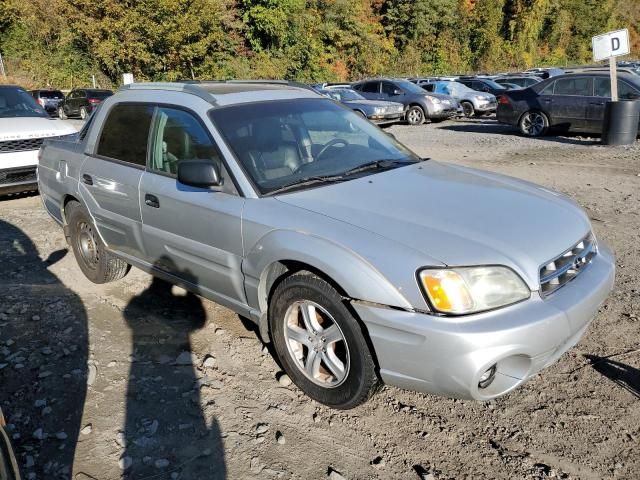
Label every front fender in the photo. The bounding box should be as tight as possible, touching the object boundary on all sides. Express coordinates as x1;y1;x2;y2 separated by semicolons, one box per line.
242;229;414;314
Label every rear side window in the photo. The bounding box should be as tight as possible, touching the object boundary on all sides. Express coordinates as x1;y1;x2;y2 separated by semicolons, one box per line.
40;91;64;99
361;82;379;93
97;104;154;166
553;77;593;96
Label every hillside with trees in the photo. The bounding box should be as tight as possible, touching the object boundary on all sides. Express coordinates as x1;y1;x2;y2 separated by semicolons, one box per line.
0;0;637;89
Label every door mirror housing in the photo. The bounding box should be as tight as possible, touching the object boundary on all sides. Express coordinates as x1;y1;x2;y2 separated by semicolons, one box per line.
178;159;223;188
393;88;403;96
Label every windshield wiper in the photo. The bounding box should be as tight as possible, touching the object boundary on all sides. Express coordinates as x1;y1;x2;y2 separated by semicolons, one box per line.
264;175;347;196
339;159;418;178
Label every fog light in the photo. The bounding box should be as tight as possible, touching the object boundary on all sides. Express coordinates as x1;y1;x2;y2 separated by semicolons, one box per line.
478;364;497;389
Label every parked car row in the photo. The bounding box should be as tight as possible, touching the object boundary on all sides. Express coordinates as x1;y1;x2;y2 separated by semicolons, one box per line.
29;88;113;120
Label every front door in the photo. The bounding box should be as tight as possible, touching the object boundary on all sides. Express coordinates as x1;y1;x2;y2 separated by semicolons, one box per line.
139;106;247;309
79;103;154;258
587;77;640;133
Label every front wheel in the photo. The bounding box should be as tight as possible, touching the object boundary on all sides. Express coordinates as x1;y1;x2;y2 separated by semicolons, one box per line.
66;201;130;284
269;272;380;409
519;110;549;137
405;106;425;126
80;107;88;120
461;101;475;117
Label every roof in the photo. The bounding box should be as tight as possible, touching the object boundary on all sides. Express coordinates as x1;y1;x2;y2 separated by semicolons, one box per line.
118;80;320;106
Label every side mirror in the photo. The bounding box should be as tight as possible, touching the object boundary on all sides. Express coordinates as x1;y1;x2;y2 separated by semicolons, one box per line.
178;159;222;188
393;88;403;96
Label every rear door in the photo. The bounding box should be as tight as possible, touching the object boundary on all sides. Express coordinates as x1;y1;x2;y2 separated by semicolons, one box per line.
139;106;247;307
548;77;593;131
79;103;154;258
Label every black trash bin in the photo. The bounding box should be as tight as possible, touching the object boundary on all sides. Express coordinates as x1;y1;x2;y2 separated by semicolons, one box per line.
602;99;640;145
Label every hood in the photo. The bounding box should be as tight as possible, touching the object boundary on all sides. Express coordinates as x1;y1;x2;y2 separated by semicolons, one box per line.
276;161;591;289
0;117;78;141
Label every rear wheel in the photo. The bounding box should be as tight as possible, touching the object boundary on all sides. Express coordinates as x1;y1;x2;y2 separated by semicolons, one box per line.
269;272;380;409
66;201;130;284
406;106;425;126
58;107;67;120
80;107;88;120
461;101;475;117
519;110;549;137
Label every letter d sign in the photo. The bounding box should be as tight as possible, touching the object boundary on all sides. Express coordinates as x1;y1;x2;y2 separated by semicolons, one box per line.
612;37;620;52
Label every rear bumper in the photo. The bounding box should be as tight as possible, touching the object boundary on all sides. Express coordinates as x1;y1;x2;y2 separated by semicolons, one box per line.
353;243;615;400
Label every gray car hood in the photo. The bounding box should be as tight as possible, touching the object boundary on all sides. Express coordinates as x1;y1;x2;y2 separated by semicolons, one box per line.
276;161;591;289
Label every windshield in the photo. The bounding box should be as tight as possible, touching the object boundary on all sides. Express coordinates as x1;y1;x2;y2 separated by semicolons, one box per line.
88;91;113;100
40;90;64;99
210;98;419;195
434;81;473;95
322;89;365;101
395;79;428;95
483;79;506;90
0;87;48;118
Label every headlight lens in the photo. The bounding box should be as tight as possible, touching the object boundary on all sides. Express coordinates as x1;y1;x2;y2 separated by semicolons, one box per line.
373;107;385;115
426;95;441;104
419;266;530;315
474;95;488;101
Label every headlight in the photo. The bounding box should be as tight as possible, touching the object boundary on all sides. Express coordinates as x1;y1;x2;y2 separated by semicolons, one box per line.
426;95;442;104
373;107;386;115
418;266;530;315
474;95;488;102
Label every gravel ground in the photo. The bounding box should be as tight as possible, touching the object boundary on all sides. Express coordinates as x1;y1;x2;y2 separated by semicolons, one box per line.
0;117;638;480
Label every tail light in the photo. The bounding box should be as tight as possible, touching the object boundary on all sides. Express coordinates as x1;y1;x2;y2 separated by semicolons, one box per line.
37;98;46;107
497;95;510;106
88;98;101;104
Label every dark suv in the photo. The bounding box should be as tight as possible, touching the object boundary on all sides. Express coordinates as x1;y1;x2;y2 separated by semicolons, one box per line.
352;78;457;125
30;89;65;117
58;89;113;120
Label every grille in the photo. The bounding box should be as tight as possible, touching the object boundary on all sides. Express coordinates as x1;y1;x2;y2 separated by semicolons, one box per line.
0;137;45;153
0;167;37;186
539;233;597;297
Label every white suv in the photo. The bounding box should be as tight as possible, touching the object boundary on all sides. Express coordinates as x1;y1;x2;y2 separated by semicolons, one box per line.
0;85;76;195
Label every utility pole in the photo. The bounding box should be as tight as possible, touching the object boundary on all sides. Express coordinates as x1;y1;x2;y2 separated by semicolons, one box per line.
0;53;7;79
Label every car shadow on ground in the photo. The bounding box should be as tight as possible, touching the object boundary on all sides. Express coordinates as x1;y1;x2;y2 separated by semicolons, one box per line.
584;354;640;399
0;219;88;479
440;119;602;146
122;257;226;478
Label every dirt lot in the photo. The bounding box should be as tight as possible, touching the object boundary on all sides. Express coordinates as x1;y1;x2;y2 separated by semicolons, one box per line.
1;118;638;480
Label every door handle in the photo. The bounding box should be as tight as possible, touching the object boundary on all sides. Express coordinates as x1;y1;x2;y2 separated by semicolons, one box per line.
81;174;93;185
589;102;605;105
145;193;160;208
542;98;552;103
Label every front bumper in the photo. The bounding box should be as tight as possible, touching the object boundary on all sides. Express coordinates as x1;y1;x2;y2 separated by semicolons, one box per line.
428;103;457;119
475;101;497;113
353;243;615;400
369;112;405;125
0;165;38;195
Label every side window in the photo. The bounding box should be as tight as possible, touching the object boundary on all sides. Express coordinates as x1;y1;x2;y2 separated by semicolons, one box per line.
96;104;154;166
594;78;611;97
554;77;593;96
619;81;640;100
423;83;435;92
539;81;555;95
381;82;398;95
362;82;379;93
150;107;221;176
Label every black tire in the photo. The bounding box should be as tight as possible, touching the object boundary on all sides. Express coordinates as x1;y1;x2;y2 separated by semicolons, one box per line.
269;272;380;409
519;110;549;137
461;101;475;117
80;107;88;120
58;107;67;120
66;201;130;284
355;110;367;118
405;105;425;126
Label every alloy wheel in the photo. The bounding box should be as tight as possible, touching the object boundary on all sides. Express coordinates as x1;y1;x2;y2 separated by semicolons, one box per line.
283;300;350;388
522;112;545;136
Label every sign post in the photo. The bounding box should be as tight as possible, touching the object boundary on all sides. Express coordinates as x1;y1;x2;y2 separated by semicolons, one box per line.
592;29;630;101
